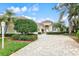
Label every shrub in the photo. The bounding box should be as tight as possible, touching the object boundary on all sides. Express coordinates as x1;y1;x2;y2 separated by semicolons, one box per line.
38;32;42;34
11;34;19;40
0;33;16;37
76;30;79;38
14;19;37;34
12;34;37;41
5;33;14;37
46;32;67;35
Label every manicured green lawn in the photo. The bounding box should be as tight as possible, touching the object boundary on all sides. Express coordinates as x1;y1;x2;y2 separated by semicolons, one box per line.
0;38;30;56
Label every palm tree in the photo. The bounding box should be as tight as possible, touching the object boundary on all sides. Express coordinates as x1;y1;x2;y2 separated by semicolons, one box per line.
1;9;15;33
54;21;67;32
72;17;79;32
52;3;79;34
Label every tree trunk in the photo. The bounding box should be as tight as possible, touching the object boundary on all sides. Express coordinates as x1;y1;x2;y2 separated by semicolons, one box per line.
68;19;73;34
4;23;8;34
69;25;72;34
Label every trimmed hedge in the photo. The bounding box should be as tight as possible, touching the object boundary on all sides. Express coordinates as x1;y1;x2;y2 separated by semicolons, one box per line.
38;32;42;34
46;32;68;35
12;34;38;41
0;34;14;37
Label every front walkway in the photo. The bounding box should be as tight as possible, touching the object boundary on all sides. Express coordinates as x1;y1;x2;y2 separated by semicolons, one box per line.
11;34;79;56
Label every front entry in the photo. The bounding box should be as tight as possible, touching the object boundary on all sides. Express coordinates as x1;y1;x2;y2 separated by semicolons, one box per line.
45;25;49;32
41;29;44;33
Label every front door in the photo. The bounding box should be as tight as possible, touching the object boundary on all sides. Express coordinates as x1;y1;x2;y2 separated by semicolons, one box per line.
41;29;44;33
45;25;49;32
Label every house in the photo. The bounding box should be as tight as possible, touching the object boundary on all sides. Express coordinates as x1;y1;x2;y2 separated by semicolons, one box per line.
37;20;60;33
38;20;53;33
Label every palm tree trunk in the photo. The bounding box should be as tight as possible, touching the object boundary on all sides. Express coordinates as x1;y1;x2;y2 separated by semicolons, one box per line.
68;17;73;34
4;23;8;34
69;24;72;34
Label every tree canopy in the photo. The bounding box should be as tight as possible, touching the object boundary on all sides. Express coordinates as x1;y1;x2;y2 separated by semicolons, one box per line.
53;3;79;34
14;19;37;34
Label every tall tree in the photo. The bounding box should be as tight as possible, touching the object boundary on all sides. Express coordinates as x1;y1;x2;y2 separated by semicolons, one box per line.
54;21;67;32
1;9;15;33
53;3;79;34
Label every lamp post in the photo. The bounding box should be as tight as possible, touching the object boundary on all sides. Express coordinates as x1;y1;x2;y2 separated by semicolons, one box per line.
1;21;5;49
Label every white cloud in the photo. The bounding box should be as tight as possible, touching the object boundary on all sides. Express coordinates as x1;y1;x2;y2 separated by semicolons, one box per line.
28;4;39;12
22;15;36;21
37;19;45;23
7;6;27;13
32;6;39;11
21;6;27;12
32;12;36;16
45;18;52;20
0;14;3;16
14;7;21;13
45;17;54;22
22;15;32;19
8;6;20;13
22;15;38;22
37;17;54;23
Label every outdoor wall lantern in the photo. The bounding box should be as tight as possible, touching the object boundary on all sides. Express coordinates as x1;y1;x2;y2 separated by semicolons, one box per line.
1;21;5;49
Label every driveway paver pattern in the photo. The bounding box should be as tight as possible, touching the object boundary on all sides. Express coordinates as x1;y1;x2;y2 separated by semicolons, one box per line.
11;34;79;56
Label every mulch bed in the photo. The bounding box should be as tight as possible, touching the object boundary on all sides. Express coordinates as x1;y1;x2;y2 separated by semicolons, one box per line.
5;37;33;43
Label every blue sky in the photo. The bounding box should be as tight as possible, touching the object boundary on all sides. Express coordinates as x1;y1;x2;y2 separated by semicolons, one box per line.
0;3;68;24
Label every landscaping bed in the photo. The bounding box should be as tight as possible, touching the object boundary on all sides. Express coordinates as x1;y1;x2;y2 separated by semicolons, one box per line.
11;34;38;41
46;32;68;35
0;38;30;56
38;32;42;34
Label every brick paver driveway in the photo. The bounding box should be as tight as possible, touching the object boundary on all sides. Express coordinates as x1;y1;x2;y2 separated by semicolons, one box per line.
11;34;79;56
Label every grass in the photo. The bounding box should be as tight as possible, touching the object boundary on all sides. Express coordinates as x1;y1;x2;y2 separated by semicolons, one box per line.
0;38;30;56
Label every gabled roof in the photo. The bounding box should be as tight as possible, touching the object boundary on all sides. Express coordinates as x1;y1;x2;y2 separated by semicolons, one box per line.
37;20;53;26
41;20;53;24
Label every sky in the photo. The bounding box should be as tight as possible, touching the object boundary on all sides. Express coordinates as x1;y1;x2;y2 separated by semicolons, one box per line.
0;3;68;25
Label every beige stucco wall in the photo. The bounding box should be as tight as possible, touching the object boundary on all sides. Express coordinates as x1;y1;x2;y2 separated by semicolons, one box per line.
37;24;44;32
38;21;53;32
